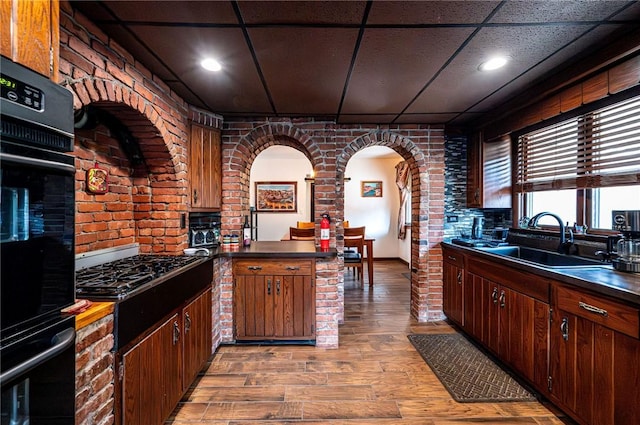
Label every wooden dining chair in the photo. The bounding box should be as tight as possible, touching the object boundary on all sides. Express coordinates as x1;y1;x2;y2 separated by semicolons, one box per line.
344;226;365;283
289;226;315;240
296;221;315;229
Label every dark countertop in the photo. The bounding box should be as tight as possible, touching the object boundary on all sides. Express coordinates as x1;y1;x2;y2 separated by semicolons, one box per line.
211;241;337;258
442;241;640;306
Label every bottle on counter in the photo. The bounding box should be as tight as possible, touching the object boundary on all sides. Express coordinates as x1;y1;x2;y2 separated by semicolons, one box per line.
243;215;251;246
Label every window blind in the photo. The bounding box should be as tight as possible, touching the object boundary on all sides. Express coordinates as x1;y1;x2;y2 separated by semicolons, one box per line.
516;95;640;192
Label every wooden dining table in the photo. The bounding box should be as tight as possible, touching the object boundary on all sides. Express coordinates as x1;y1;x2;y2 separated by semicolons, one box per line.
281;232;375;286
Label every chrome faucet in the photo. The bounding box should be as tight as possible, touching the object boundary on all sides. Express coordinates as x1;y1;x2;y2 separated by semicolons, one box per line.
527;212;574;254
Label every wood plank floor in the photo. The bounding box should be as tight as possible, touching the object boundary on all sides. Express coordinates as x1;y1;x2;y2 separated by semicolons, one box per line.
168;260;573;424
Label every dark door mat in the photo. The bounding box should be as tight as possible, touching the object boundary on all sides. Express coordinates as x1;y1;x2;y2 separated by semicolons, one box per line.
407;333;537;403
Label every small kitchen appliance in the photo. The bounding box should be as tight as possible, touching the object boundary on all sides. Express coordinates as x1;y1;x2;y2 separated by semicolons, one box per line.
189;212;220;248
611;210;640;273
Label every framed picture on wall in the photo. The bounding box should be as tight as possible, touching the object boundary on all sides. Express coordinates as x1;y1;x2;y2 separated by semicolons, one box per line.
361;181;383;198
255;181;297;212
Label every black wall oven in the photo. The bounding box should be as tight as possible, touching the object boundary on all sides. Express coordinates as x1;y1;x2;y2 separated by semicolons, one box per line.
1;56;76;424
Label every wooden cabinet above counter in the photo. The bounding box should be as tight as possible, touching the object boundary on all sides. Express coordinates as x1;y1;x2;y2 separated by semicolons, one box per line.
189;123;221;211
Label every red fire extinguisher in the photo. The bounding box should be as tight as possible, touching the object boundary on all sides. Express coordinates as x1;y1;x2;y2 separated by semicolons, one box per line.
320;214;331;251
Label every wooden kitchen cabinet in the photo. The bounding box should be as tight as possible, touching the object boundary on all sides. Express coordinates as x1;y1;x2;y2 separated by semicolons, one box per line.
121;313;181;425
467;132;512;208
119;288;212;425
0;0;59;79
548;284;640;425
189;123;221;210
234;259;315;341
442;246;465;327
182;289;212;392
465;256;549;392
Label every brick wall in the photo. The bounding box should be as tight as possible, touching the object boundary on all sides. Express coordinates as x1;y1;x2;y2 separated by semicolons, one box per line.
75;315;115;425
60;2;191;255
220;119;447;345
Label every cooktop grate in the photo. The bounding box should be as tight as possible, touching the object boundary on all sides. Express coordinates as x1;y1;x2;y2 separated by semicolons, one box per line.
75;255;201;297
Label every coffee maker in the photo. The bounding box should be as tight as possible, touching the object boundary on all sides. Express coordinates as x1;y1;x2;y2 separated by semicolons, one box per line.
611;210;640;273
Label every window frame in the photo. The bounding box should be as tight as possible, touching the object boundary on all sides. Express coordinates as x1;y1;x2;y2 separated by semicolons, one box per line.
513;88;640;234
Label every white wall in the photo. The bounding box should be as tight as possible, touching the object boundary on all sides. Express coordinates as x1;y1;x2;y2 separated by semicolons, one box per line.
250;147;313;241
345;151;408;259
250;146;411;262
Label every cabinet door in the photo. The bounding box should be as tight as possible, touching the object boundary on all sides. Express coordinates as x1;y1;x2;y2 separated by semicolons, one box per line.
122;313;181;425
549;309;602;424
189;124;221;210
275;274;315;338
234;274;272;338
182;289;212;392
499;287;548;389
549;308;640;425
0;0;59;79
443;260;464;326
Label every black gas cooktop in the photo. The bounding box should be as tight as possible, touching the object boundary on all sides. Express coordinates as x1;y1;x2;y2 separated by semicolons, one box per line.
75;255;202;298
75;254;213;351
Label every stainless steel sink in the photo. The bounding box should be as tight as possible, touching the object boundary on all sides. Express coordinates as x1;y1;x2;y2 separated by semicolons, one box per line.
476;245;609;269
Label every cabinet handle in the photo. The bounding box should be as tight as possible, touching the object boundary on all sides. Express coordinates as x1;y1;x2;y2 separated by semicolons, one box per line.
447;255;457;262
276;279;280;295
173;321;180;345
247;266;262;271
285;266;300;271
499;290;506;308
491;287;498;304
474;188;480;202
560;317;569;341
456;270;462;284
267;279;271;295
578;301;608;317
184;312;191;334
193;189;198;203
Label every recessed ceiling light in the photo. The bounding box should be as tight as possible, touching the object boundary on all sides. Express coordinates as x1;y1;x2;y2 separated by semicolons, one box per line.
478;57;508;71
201;58;222;72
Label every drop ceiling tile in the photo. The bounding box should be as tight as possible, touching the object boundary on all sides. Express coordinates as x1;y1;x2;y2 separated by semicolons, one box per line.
393;113;460;124
342;27;474;115
129;26;273;114
248;27;358;115
367;1;500;24
238;1;367;24
407;24;595;114
94;0;238;23
338;114;399;124
490;0;630;23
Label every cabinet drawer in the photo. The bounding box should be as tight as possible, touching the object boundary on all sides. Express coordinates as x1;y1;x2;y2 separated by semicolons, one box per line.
556;285;640;338
443;248;464;268
233;259;313;276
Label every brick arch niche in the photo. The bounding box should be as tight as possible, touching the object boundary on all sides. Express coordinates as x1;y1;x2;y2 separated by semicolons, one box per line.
222;119;446;347
336;130;443;322
72;100;189;255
